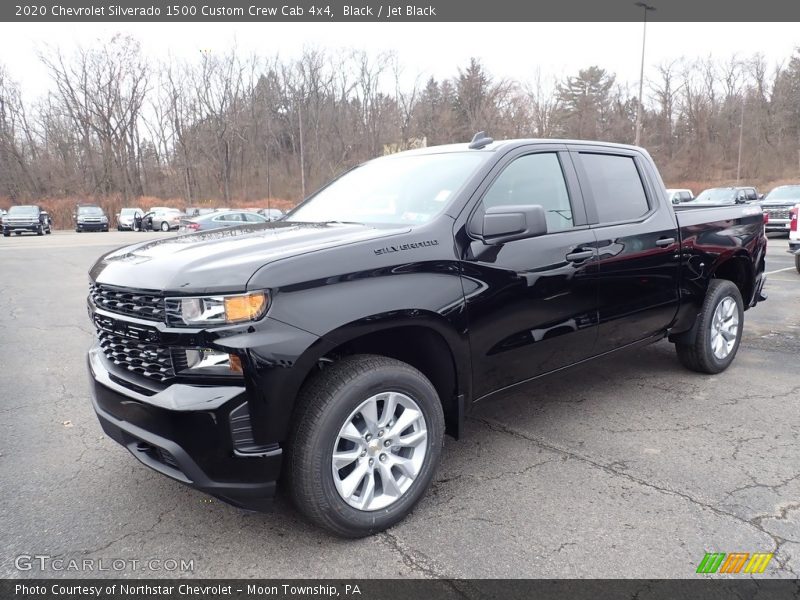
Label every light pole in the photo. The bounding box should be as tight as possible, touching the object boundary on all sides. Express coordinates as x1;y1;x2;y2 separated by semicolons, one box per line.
634;2;656;147
736;95;745;184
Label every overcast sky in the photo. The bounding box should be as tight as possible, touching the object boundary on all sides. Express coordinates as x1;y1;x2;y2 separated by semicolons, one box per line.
2;22;799;98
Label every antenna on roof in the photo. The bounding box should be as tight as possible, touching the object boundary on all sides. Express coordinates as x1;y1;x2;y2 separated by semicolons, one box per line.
468;131;494;150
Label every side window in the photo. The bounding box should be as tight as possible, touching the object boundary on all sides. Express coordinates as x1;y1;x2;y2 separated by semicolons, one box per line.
746;189;758;201
680;192;692;202
243;212;263;223
481;152;574;232
579;153;649;223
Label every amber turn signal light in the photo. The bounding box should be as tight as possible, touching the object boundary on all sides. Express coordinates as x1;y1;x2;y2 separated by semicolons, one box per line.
223;292;268;323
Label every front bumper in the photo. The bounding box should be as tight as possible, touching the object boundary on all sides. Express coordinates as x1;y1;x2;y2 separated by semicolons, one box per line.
77;221;108;231
764;218;790;232
3;221;40;232
87;347;281;510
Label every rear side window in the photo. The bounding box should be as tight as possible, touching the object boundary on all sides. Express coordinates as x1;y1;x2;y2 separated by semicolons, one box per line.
580;153;649;223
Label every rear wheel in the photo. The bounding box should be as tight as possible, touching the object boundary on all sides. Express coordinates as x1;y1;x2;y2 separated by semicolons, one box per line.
287;354;444;537
795;253;800;274
675;279;744;374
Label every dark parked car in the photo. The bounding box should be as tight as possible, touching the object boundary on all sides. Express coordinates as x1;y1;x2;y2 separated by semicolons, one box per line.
180;210;269;232
74;205;109;232
760;184;800;234
3;205;52;236
86;137;767;537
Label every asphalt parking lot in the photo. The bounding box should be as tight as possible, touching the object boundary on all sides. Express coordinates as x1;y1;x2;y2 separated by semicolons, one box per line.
0;230;798;579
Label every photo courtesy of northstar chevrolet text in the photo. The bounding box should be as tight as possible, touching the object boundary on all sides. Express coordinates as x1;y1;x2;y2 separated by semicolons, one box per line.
1;0;799;592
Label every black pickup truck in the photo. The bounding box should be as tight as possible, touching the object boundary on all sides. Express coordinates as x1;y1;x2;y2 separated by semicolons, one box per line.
86;137;767;537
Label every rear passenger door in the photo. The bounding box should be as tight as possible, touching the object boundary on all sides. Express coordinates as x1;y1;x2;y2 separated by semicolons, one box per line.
569;147;680;353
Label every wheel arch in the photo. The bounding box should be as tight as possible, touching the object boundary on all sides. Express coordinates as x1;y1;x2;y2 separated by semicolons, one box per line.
291;313;470;441
710;252;754;307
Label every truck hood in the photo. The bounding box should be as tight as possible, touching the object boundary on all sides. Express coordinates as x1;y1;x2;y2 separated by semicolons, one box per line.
90;222;408;293
760;200;799;207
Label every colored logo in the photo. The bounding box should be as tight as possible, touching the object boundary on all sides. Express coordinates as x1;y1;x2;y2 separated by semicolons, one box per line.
696;552;773;574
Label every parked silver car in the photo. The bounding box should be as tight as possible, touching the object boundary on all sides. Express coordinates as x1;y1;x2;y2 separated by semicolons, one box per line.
116;207;143;231
142;208;183;232
180;210;269;232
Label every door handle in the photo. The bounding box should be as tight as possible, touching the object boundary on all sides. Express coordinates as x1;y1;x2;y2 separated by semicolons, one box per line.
565;249;594;262
655;237;676;247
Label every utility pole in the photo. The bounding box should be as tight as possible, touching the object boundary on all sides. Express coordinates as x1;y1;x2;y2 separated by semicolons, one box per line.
634;2;656;147
298;106;306;199
736;96;745;184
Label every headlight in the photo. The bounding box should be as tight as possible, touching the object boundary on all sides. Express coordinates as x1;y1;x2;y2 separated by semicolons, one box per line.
101;216;108;223
165;291;269;327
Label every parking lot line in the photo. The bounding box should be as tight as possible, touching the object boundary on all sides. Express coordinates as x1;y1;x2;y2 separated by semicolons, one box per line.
765;266;795;275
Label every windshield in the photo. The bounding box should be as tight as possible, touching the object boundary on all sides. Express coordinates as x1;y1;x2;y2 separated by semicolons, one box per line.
765;186;800;201
8;205;38;216
78;206;103;216
120;208;140;215
689;188;735;204
287;152;488;225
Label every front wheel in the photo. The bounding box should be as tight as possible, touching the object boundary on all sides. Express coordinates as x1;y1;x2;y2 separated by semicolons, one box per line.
287;355;445;537
675;279;744;374
795;253;800;274
36;225;44;236
160;221;169;232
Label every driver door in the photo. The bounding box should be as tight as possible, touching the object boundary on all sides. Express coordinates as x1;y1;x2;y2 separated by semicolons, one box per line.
461;147;599;399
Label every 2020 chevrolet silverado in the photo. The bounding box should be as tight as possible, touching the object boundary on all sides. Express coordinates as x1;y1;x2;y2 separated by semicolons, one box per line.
87;137;767;537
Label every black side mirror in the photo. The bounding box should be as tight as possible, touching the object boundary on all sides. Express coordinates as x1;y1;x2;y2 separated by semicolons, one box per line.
735;197;746;204
477;204;548;245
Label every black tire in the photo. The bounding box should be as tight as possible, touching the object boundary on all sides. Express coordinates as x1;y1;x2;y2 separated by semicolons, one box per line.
675;279;744;374
14;231;21;235
36;225;44;236
795;253;800;274
160;221;169;232
2;231;9;237
45;228;51;234
286;354;445;538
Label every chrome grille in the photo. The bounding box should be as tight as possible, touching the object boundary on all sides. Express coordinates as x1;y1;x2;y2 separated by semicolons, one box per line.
97;331;175;382
763;207;790;220
90;283;164;322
